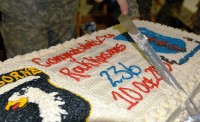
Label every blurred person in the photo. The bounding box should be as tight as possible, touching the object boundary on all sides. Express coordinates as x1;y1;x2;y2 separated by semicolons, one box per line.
157;0;184;26
136;0;152;20
0;0;128;58
192;1;200;34
156;0;192;31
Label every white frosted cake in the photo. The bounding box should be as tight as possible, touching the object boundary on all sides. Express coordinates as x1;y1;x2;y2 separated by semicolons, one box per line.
0;20;200;122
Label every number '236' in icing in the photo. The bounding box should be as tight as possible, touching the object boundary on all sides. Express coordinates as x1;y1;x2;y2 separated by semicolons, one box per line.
100;62;141;87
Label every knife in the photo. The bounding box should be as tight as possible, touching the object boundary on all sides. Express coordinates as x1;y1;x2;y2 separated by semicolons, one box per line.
106;0;199;115
117;14;199;115
118;14;182;90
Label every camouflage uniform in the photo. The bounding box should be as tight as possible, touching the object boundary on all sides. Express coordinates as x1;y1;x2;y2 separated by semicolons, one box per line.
136;0;152;20
192;1;200;34
127;0;140;19
0;0;79;58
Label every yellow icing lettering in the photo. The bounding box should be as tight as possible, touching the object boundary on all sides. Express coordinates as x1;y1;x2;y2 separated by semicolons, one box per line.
2;75;14;83
0;81;5;87
10;72;24;80
28;68;42;75
20;68;32;77
0;68;44;88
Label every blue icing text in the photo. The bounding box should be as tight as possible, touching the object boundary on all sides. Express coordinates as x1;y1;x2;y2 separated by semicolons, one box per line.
100;62;141;87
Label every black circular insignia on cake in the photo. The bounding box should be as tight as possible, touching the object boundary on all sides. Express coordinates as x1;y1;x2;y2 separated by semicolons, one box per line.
0;68;91;122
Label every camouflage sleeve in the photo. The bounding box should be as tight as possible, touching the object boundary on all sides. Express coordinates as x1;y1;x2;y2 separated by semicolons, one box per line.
126;0;140;19
192;1;200;34
136;0;152;20
0;0;79;58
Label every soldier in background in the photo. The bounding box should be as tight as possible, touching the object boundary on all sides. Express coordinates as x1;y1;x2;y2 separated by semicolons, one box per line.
136;0;152;20
0;0;80;58
156;0;183;26
0;0;129;58
192;1;200;34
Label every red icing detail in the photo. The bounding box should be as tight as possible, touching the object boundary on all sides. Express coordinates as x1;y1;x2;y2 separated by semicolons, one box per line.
142;77;159;88
132;81;150;93
11;102;21;110
112;62;174;110
164;62;173;71
32;58;51;67
183;37;193;42
59;67;91;81
112;91;139;110
60;44;126;81
32;34;115;67
148;37;185;52
119;87;143;101
145;66;162;81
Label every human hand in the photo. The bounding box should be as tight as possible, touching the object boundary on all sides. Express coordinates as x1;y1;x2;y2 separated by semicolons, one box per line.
95;0;128;15
116;0;128;15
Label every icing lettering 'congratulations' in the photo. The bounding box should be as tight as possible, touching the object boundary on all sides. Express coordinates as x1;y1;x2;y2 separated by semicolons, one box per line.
112;62;172;110
59;44;126;81
32;34;115;67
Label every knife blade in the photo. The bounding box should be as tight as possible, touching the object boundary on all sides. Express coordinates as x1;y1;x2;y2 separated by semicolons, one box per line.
117;14;199;115
118;14;182;90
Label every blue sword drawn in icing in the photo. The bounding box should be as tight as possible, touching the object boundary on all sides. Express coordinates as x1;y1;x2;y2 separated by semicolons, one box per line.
113;28;200;65
114;28;186;53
